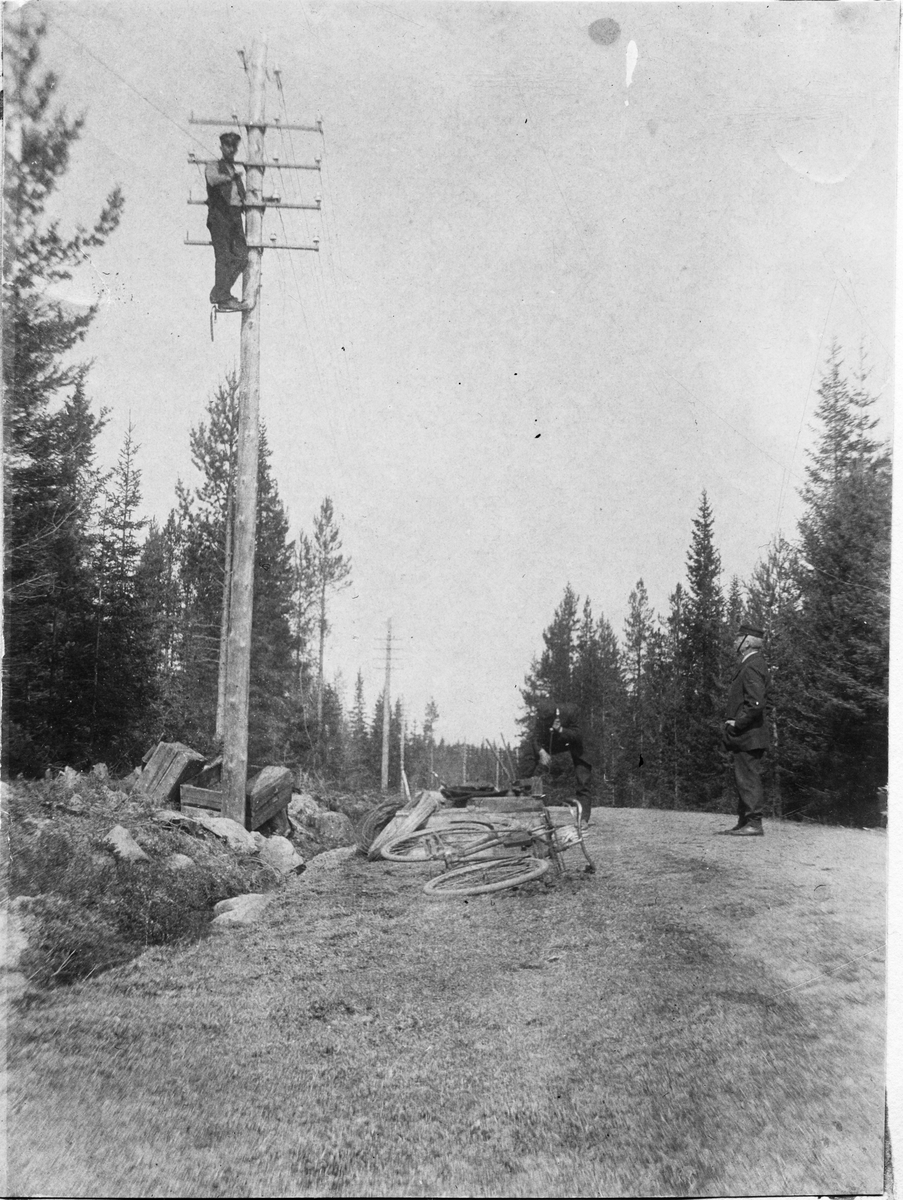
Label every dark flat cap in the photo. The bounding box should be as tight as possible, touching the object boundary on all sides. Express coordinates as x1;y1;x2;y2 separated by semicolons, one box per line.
738;622;764;638
219;131;241;145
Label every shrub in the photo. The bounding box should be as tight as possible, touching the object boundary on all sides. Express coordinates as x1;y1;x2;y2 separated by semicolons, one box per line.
5;775;282;989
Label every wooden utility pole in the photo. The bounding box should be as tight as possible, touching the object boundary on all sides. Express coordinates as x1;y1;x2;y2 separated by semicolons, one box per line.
187;39;322;823
398;702;405;796
380;619;392;792
214;470;234;740
219;38;266;823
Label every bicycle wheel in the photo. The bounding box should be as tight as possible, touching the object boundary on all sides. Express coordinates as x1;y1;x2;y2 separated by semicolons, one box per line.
424;856;551;897
379;821;498;862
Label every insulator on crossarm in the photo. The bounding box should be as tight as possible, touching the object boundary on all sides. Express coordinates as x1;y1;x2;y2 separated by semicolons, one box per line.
317;115;323;132
313;236;320;248
315;155;322;167
315;195;322;208
188;151;197;162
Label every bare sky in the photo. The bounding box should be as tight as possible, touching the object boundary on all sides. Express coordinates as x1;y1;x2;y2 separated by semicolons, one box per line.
22;0;898;743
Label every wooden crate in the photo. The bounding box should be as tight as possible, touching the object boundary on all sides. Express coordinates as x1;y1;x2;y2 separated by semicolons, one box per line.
141;742;206;806
247;766;292;830
179;767;292;831
179;785;226;815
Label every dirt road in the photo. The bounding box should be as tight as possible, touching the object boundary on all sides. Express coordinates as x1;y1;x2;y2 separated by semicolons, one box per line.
8;808;887;1198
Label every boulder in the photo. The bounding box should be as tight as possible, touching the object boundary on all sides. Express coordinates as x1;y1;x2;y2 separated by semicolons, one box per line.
103;824;149;863
313;809;356;849
163;852;195;871
190;814;259;855
306;846;356;871
91;762;109;780
258;835;305;876
210;892;270;930
289;792;321;822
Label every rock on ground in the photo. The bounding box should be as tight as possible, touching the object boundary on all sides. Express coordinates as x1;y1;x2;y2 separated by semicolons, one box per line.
258;835;305;875
288;792;320;822
306;846;357;871
312;809;356;849
103;825;149;863
188;815;259;855
210;893;271;929
163;853;195;871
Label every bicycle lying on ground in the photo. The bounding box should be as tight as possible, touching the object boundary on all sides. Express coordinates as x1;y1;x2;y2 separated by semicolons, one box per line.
380;801;595;896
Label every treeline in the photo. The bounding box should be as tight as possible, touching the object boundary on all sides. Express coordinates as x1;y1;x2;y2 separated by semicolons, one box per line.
520;344;890;826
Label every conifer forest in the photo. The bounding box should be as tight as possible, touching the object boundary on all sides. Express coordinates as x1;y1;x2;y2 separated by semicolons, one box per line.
3;17;890;827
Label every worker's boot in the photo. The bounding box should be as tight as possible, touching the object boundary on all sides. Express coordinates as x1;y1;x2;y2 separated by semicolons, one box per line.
727;817;763;837
717;816;747;835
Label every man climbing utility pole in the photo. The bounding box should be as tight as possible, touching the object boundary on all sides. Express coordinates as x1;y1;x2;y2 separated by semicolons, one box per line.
187;39;322;823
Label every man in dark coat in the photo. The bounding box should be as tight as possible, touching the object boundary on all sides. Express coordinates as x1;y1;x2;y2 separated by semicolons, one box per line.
720;621;770;837
521;700;593;825
205;131;249;310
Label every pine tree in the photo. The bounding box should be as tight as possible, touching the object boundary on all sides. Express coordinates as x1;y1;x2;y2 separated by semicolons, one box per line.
86;424;157;764
145;379;297;764
682;493;726;801
310;498;352;737
788;346;890;819
745;534;802;817
623;579;655;804
521;584;580;736
3;15;124;771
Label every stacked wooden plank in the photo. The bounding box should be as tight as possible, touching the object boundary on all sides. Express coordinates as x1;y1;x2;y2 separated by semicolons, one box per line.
367;789;442;860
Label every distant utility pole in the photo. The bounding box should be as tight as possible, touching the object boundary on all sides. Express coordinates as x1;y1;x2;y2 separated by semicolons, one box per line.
398;702;405;797
186;37;322;823
381;619;392;793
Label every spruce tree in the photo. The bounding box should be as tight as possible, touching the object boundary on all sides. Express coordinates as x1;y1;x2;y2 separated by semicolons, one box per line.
682;493;726;802
88;425;157;764
521;584;580;738
310;498;352;737
3;15;124;771
789;346;890;819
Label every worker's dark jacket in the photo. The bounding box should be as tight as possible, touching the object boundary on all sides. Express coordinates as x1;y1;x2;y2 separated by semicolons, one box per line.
531;702;583;758
206;162;245;214
722;652;770;752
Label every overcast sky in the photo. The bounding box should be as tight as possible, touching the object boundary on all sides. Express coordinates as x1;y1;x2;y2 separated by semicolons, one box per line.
24;0;898;744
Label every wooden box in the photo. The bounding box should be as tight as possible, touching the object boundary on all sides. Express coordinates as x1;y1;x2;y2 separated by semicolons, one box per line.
178;765;292;831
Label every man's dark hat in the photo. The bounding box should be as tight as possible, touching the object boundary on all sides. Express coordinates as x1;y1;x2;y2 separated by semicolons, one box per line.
738;621;764;638
219;131;241;146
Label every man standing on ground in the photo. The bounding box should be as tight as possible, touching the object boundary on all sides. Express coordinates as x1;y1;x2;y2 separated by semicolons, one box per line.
206;131;249;311
720;621;770;837
521;700;594;825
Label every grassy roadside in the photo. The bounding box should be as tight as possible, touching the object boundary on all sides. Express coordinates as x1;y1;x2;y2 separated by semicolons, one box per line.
7;809;886;1198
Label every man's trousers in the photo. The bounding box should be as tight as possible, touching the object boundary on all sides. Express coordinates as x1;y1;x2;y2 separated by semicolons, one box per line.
732;748;765;822
207;209;248;304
